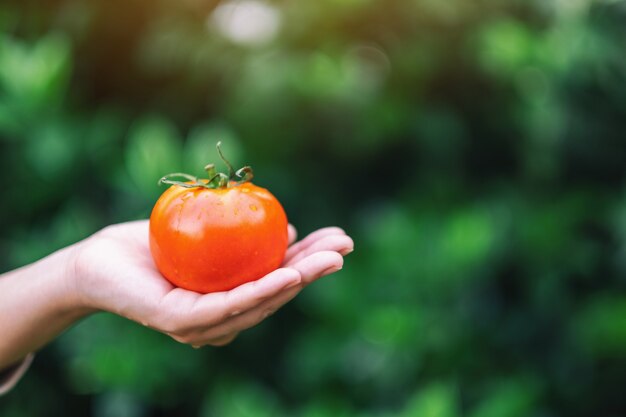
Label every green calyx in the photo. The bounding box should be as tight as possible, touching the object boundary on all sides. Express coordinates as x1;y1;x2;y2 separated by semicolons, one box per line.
158;142;254;190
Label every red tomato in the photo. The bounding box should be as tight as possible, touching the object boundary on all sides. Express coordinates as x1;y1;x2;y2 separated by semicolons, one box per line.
149;146;288;293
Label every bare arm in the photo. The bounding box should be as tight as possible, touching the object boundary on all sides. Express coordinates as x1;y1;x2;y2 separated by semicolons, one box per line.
0;246;87;370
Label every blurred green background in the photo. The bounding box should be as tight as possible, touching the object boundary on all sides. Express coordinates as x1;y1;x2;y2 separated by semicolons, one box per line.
1;0;625;416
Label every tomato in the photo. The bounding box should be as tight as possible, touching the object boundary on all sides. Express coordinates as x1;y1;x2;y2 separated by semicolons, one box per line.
149;144;288;293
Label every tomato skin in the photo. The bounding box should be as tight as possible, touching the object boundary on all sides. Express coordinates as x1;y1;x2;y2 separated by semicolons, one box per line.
149;182;288;293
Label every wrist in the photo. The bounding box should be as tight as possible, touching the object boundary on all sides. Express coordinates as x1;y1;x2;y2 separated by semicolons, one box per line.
50;243;98;319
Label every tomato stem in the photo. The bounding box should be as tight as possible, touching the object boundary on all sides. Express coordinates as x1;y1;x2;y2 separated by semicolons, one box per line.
158;142;254;190
217;141;236;179
204;163;217;178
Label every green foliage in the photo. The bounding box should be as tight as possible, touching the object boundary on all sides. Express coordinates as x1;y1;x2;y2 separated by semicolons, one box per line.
1;0;625;416
401;383;460;417
125;116;183;199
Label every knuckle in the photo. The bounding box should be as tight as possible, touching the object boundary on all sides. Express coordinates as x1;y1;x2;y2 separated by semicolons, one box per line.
219;321;237;336
215;306;233;323
237;288;263;308
160;314;184;334
219;312;231;324
252;292;269;306
221;292;238;318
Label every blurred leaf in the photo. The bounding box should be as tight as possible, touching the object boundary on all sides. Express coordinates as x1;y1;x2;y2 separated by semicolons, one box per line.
202;380;284;417
0;33;71;110
401;383;460;417
93;391;147;417
7;201;97;267
478;20;536;75
124;115;182;198
60;313;205;404
25;120;78;179
184;122;243;176
469;377;541;417
297;398;355;417
574;296;626;356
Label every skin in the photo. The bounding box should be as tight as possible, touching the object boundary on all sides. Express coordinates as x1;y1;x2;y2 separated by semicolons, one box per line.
150;182;290;293
0;221;354;370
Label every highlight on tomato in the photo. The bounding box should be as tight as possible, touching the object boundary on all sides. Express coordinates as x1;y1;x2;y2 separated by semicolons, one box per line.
149;142;288;293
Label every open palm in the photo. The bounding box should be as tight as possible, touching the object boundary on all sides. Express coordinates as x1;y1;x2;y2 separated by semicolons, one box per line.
72;220;353;347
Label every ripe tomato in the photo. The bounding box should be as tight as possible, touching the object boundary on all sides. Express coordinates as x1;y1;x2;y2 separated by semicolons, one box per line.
149;144;288;293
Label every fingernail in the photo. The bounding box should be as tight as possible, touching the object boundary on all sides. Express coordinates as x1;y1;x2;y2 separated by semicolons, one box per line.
321;266;342;276
341;248;354;255
284;279;301;290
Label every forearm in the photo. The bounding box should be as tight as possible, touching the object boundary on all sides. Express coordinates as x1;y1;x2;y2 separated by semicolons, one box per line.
0;246;91;370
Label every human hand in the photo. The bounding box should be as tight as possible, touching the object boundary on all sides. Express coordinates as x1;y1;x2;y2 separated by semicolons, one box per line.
70;220;353;347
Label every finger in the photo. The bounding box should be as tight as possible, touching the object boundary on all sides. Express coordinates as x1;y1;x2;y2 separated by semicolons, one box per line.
208;332;238;347
288;224;297;245
290;250;344;286
191;332;238;348
284;227;346;264
198;251;345;340
285;235;354;266
196;286;302;342
191;252;345;343
159;268;301;332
